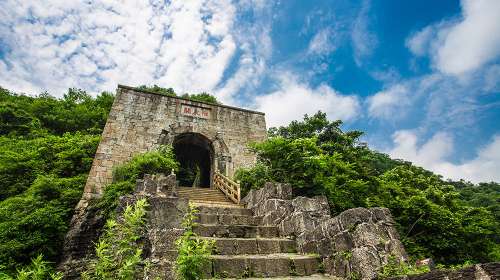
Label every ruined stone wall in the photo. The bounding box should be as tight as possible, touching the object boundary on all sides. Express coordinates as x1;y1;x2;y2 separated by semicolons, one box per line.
243;182;408;279
83;85;267;201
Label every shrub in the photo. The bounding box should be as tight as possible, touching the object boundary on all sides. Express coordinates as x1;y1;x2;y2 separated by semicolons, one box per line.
377;256;430;279
96;146;178;217
82;199;149;280
175;204;214;280
0;255;63;280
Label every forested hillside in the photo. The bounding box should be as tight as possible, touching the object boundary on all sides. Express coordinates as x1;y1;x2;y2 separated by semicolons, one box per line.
0;86;498;275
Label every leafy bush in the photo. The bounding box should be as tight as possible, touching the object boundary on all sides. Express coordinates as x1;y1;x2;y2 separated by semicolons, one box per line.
137;85;220;104
0;255;63;280
175;204;214;280
236;111;500;265
0;175;85;271
0;88;111;273
181;92;219;104
96;146;179;218
82;199;149;280
377;256;430;279
235;162;273;197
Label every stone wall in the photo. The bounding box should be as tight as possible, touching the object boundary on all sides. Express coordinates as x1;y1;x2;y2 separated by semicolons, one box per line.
83;85;267;202
59;173;188;279
243;182;408;279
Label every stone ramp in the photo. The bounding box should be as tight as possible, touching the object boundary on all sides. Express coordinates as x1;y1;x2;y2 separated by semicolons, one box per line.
194;204;323;278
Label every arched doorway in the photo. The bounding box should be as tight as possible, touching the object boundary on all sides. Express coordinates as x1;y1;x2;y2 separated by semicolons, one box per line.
173;132;214;187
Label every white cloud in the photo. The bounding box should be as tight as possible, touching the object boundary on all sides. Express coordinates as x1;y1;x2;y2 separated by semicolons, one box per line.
308;28;337;56
254;73;360;127
0;0;240;96
436;0;500;75
389;131;500;183
406;0;500;75
367;84;410;120
351;0;377;66
406;26;434;57
214;2;273;105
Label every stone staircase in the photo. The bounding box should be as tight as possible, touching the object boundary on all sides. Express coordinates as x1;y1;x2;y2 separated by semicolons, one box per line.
192;205;322;278
177;187;240;208
175;187;323;278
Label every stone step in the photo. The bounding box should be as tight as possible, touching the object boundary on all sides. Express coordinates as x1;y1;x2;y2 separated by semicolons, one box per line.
191;201;241;209
177;191;227;195
206;253;321;278
199;237;296;255
180;195;230;200
211;274;337;280
177;187;222;193
177;191;228;196
195;205;252;216
182;196;232;202
195;213;262;225
194;224;279;238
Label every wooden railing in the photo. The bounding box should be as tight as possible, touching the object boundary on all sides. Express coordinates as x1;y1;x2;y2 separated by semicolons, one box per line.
213;171;241;204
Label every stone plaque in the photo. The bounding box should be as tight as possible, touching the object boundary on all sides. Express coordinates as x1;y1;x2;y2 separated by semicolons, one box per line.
180;104;210;119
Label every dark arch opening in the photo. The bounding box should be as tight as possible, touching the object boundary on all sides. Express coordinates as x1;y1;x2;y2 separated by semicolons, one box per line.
173;133;213;187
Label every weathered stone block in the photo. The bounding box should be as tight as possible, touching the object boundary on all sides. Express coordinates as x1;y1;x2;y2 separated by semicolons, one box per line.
291;195;330;215
337;207;373;231
350;247;382;280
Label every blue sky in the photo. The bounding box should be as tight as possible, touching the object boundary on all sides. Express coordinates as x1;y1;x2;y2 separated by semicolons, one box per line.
1;0;499;183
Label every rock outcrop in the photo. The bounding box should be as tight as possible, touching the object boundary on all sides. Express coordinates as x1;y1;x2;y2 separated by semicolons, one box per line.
243;182;408;279
59;173;183;279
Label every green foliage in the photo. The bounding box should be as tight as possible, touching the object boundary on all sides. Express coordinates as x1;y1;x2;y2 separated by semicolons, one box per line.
82;199;149;280
181;92;219;104
454;181;500;222
0;176;85;272
97;146;179;218
137;85;220;104
175;204;214;280
0;133;99;199
236;111;500;265
137;85;176;97
0;88;111;273
235;162;273;197
0;255;63;280
0;87;114;136
377;256;430;279
369;166;498;263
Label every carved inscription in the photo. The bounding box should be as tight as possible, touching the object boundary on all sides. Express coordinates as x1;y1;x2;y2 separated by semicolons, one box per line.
181;104;210;119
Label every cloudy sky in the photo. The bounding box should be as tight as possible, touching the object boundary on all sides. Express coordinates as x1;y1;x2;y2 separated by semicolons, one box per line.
1;0;499;183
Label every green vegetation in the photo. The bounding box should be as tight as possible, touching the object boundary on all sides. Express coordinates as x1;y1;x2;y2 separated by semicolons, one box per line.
0;87;112;274
137;85;220;104
175;203;214;280
377;256;430;279
0;255;63;280
82;198;149;280
0;84;498;276
96;146;178;218
235;112;500;265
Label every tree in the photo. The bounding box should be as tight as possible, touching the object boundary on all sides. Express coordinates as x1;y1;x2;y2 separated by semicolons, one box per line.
236;111;500;265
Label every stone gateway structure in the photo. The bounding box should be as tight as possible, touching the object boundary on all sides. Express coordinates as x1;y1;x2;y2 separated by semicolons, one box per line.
83;84;267;200
60;85;267;277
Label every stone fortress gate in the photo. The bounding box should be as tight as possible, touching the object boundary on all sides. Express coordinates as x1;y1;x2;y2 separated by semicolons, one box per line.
82;84;267;202
61;85;267;276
